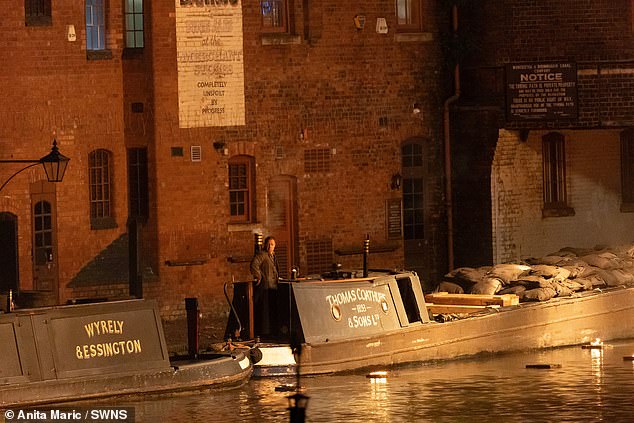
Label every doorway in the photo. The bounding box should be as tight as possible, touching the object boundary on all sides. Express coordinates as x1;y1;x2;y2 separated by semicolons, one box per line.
401;139;427;284
0;212;19;293
267;176;298;278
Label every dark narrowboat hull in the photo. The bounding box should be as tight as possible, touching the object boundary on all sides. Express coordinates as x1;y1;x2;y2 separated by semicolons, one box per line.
254;284;634;376
1;353;252;407
0;300;252;407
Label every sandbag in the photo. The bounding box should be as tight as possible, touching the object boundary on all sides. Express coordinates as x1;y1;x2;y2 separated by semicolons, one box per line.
560;262;588;279
498;285;527;296
434;281;464;294
559;279;584;292
581;252;622;270
606;269;634;286
516;275;553;289
573;277;594;291
521;287;557;302
470;277;502;295
485;264;531;285
552;282;573;298
444;267;488;291
529;265;571;282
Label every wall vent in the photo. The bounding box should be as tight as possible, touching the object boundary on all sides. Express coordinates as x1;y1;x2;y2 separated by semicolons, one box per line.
304;148;331;173
191;145;202;162
306;238;333;274
275;145;285;160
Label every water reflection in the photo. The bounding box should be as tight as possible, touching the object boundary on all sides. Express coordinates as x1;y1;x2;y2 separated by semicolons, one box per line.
102;340;634;422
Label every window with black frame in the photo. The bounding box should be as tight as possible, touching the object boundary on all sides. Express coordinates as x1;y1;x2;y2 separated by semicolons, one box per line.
89;149;116;229
402;142;424;240
228;155;255;223
542;132;574;217
395;0;422;33
125;0;144;48
261;0;287;32
86;0;106;51
25;0;52;26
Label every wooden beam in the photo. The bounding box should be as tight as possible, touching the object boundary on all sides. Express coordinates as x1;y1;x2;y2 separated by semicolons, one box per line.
426;303;500;314
425;293;519;307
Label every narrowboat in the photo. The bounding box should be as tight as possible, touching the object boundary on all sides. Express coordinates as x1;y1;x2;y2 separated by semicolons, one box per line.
0;299;252;407
226;269;634;377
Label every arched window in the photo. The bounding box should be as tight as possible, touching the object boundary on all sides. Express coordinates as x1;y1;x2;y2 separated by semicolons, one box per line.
33;201;53;266
89;149;116;229
228;155;255;223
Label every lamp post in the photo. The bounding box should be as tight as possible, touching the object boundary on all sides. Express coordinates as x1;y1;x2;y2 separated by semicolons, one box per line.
0;140;70;193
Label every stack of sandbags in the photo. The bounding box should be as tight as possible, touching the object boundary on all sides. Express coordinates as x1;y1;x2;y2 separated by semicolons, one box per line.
437;243;634;302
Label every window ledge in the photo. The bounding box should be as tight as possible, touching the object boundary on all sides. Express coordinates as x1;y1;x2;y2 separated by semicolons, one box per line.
87;50;113;61
261;33;301;46
165;258;208;267
394;32;433;43
26;17;52;27
122;47;144;59
227;222;262;232
621;203;634;213
91;217;118;230
542;206;575;218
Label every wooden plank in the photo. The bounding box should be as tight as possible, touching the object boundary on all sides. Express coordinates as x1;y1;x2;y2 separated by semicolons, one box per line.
426;303;500;314
425;293;519;307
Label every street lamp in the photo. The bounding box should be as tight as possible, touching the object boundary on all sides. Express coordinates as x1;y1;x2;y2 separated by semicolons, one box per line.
0;139;70;193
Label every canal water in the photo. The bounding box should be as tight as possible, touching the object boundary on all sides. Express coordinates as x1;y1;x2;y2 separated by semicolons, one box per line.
114;339;634;422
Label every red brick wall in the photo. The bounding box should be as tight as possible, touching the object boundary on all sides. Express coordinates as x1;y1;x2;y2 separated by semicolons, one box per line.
146;1;448;323
452;0;634;268
0;1;128;302
1;1;450;334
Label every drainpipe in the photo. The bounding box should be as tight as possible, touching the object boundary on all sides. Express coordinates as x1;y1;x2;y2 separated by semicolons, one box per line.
443;4;460;271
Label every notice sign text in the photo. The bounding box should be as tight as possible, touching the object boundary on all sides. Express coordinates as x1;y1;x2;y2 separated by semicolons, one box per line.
506;62;577;121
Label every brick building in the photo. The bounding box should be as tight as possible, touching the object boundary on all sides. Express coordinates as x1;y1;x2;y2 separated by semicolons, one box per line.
451;0;634;267
0;1;451;333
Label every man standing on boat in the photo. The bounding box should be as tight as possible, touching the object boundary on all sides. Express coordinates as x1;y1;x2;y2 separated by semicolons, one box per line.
250;236;280;338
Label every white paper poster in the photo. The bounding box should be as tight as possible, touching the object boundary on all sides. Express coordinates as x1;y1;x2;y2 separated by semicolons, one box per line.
175;0;245;128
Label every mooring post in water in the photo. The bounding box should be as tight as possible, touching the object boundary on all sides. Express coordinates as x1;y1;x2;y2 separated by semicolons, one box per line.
185;297;199;359
6;289;14;313
128;217;143;298
363;234;370;278
287;336;309;423
248;233;262;340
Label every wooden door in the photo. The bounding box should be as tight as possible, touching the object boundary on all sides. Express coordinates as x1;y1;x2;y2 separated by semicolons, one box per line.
0;212;19;293
267;176;297;279
401;140;427;284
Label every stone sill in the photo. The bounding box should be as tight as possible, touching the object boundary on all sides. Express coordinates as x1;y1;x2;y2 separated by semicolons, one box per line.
261;33;302;46
620;203;634;213
542;206;576;218
227;222;263;232
87;50;113;61
394;32;433;43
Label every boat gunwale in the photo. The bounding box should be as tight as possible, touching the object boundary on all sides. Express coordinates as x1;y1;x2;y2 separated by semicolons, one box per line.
255;285;634;374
